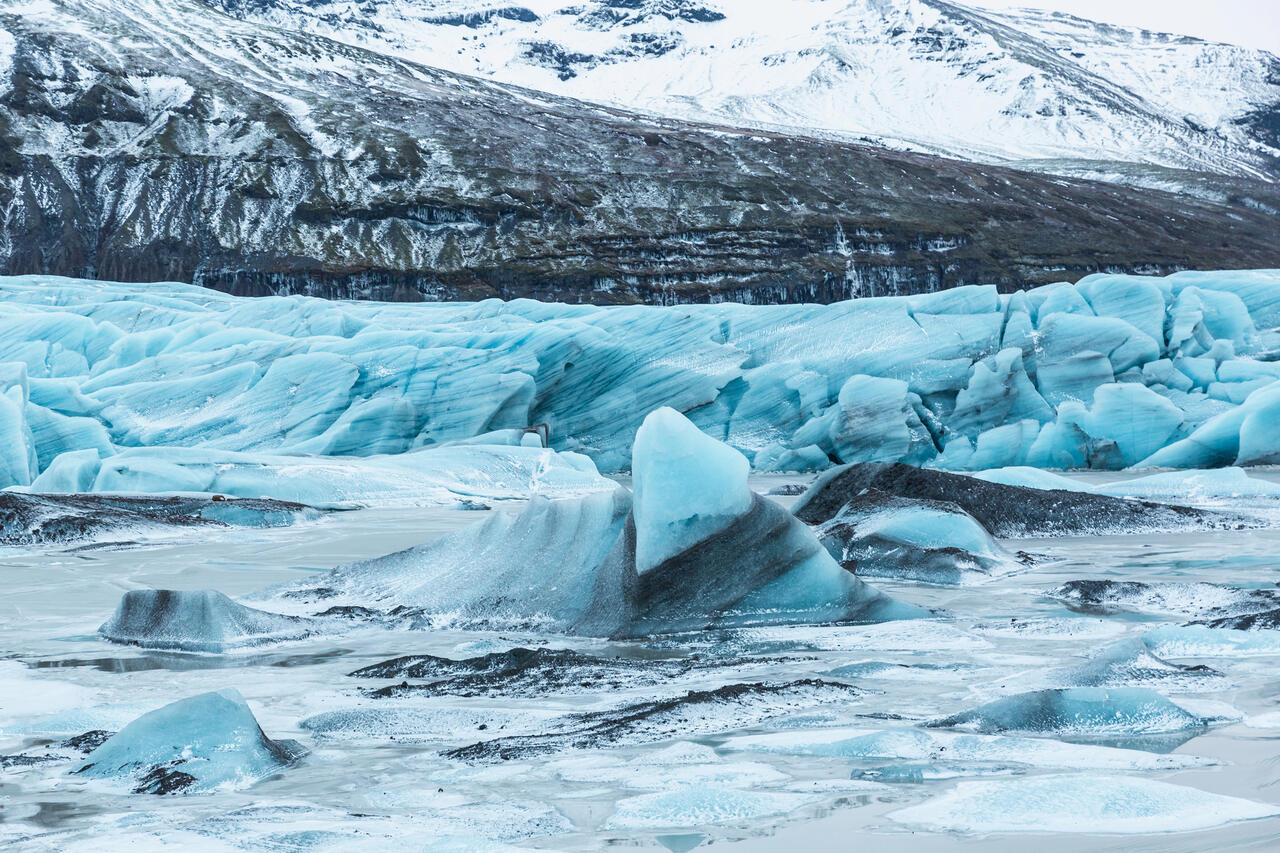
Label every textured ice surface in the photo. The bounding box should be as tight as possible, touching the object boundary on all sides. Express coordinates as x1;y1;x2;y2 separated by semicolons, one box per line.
26;443;612;508
1052;579;1280;620
931;687;1207;735
814;490;1016;584
604;786;817;829
632;407;752;574
264;410;918;636
3;272;1280;491
100;590;318;653
1143;625;1280;657
889;775;1280;834
722;726;1214;771
1057;639;1226;691
0;491;319;546
794;462;1230;537
75;688;304;793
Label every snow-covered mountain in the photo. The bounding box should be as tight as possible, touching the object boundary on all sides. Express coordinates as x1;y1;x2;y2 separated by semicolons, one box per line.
1;0;1278;303
209;0;1280;185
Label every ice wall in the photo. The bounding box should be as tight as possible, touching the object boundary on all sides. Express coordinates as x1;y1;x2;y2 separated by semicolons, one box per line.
1;270;1278;489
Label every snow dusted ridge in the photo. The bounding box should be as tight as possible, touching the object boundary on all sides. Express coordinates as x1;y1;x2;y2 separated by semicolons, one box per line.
2;270;1280;504
210;0;1280;185
2;0;1278;302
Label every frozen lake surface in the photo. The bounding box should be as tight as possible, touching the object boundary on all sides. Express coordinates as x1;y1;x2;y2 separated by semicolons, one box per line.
4;473;1280;851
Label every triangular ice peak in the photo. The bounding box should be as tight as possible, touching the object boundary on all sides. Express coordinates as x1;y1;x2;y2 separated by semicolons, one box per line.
632;407;752;575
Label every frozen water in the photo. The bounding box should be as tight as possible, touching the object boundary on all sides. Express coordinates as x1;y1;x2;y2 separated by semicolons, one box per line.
930;687;1208;735
814;491;1017;584
100;590;319;653
74;688;305;793
264;410;919;636
632;407;752;574
604;786;818;829
722;726;1215;771
3;272;1280;490
890;774;1280;834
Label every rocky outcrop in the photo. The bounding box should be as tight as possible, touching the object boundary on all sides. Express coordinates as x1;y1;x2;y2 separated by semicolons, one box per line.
2;0;1279;304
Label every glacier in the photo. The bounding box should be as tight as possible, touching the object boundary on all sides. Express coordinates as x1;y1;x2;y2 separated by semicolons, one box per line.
0;271;1279;502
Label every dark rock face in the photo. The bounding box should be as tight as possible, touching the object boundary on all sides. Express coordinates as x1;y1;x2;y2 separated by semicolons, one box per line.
792;462;1237;537
0;491;317;546
442;679;861;762
3;0;1279;305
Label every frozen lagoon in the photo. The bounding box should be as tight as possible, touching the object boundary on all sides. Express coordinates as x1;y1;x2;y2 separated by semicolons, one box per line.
4;469;1280;850
5;270;1280;849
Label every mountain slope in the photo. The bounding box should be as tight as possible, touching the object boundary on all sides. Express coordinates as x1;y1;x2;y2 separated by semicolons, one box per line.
208;0;1280;186
1;0;1278;303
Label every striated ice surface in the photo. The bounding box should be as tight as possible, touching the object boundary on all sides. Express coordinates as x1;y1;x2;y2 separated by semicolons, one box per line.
99;590;318;653
261;410;919;636
74;688;305;793
2;272;1280;493
890;775;1280;834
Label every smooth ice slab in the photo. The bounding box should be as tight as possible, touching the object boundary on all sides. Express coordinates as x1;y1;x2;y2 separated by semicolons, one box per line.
603;786;817;829
74;688;305;793
721;726;1214;772
930;687;1208;735
100;589;318;653
889;775;1280;834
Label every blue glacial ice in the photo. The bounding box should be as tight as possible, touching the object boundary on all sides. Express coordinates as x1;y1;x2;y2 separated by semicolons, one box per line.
720;726;1214;771
1;271;1280;498
889;774;1279;834
929;687;1209;735
74;688;305;793
258;408;921;636
99;589;319;653
603;786;818;829
812;491;1017;584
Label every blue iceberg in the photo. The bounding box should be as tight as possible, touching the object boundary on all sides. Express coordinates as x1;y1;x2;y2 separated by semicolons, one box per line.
74;688;305;793
262;408;920;636
929;687;1208;736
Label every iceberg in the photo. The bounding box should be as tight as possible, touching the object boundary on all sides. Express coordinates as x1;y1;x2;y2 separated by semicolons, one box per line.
74;688;305;793
0;490;319;546
100;589;319;653
889;775;1279;834
2;271;1280;492
929;687;1207;735
262;409;920;636
812;490;1019;584
793;462;1236;537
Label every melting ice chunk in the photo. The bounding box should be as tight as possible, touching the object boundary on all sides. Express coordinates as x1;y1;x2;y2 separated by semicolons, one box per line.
889;774;1279;834
263;410;920;636
929;687;1208;736
813;489;1018;584
74;688;304;793
100;589;318;653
